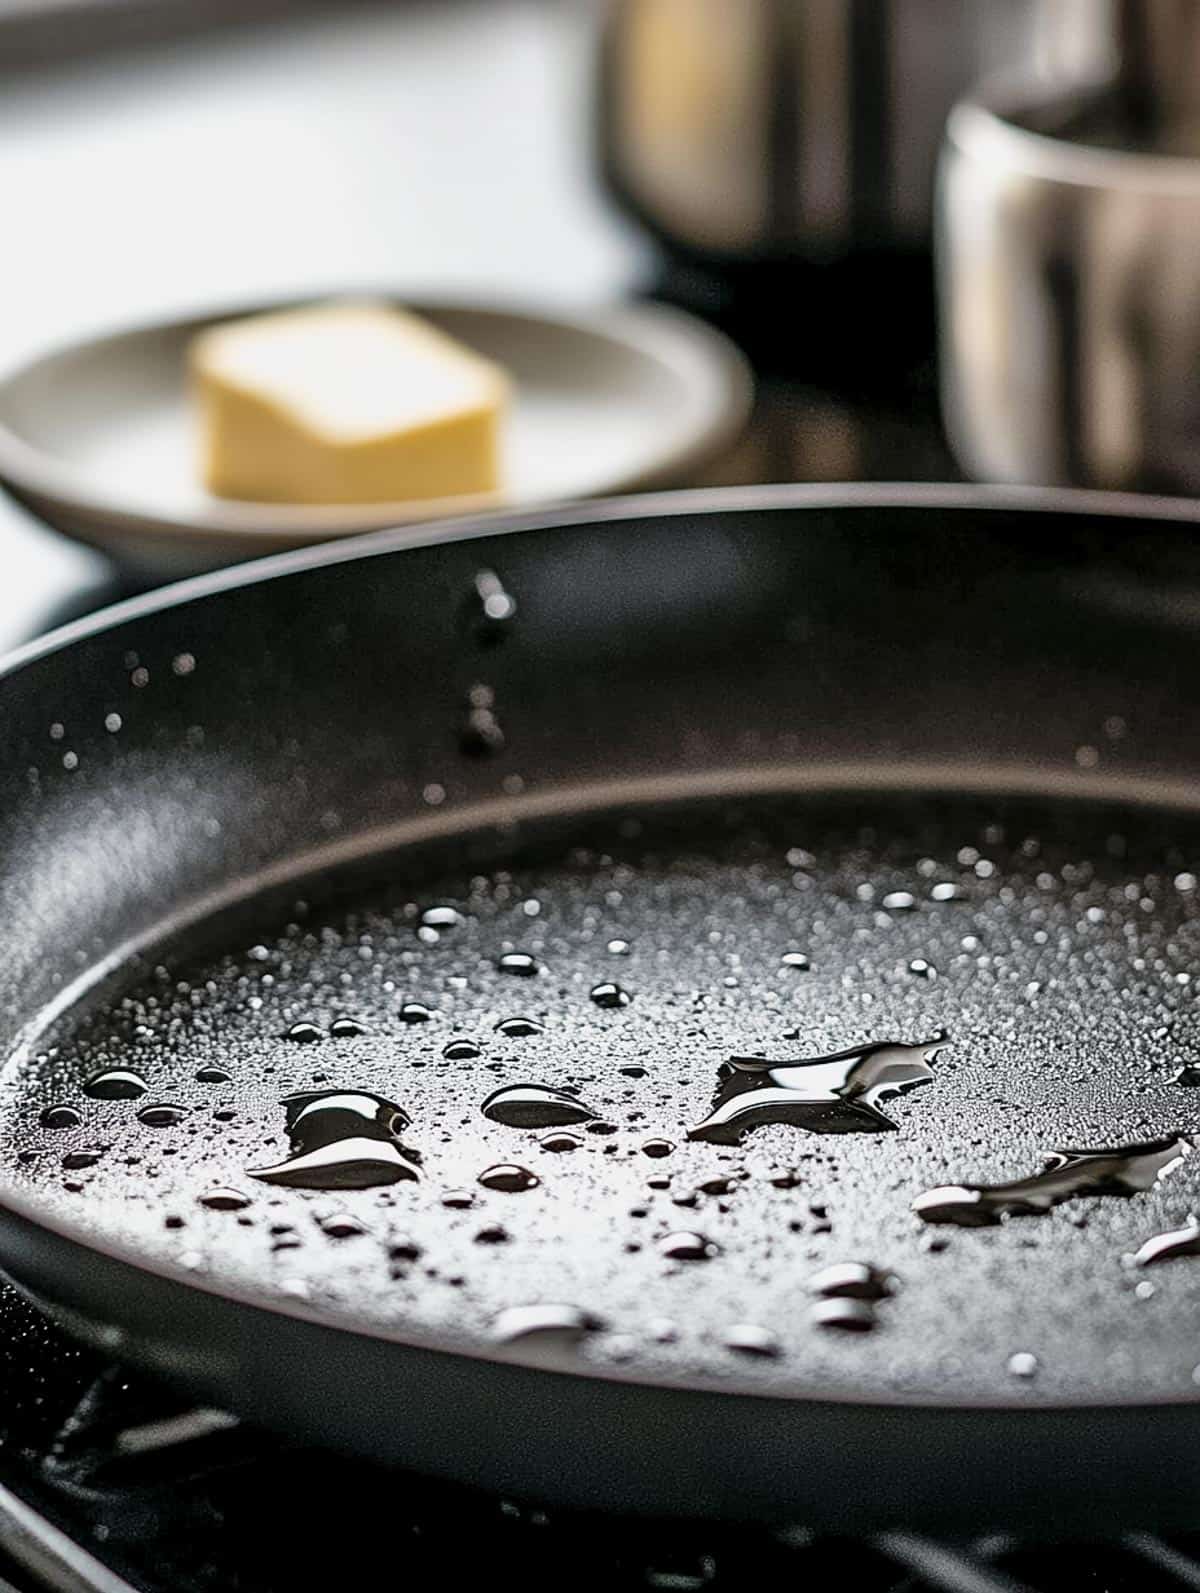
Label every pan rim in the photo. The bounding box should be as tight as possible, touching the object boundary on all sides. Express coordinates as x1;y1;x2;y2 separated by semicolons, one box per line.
6;481;1200;1419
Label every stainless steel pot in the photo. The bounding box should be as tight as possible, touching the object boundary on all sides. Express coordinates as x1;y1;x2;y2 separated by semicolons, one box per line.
938;75;1200;493
596;0;1109;264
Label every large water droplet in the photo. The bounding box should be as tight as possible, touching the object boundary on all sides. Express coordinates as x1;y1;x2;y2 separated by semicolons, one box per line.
284;1021;325;1044
590;982;631;1009
495;1017;544;1038
40;1104;81;1129
641;1138;675;1159
1134;1219;1200;1267
329;1018;366;1039
247;1091;420;1190
195;1066;231;1084
657;1231;719;1262
498;952;540;978
478;1163;540;1192
810;1298;877;1332
913;1136;1190;1226
84;1068;147;1101
398;1002;433;1024
808;1261;894;1300
687;1037;945;1145
492;1303;601;1344
443;1039;482;1061
137;1102;188;1128
723;1323;780;1358
482;1083;597;1129
198;1186;251;1211
421;906;463;931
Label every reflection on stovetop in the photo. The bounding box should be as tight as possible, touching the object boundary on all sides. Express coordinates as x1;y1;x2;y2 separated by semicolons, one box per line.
0;1275;1193;1593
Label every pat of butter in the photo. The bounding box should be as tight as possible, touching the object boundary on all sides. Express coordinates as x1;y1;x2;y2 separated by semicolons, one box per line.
191;302;509;504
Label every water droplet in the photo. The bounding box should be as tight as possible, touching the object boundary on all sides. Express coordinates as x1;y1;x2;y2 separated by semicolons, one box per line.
538;1130;582;1153
421;905;463;930
482;1083;597;1129
442;1189;475;1209
461;688;505;757
881;890;916;911
688;1037;945;1145
389;1237;422;1262
137;1102;188;1128
468;569;517;643
641;1138;675;1159
808;1261;894;1300
1172;1065;1200;1087
247;1091;420;1190
930;882;966;902
723;1323;780;1358
590;982;631;1009
329;1018;366;1039
780;951;811;970
478;1163;540;1192
172;652;196;676
908;959;936;979
492;1304;602;1345
83;1068;147;1101
444;1039;482;1061
195;1066;231;1084
619;1065;647;1079
498;952;540;978
475;1223;510;1244
1008;1352;1038;1379
398;1002;433;1023
607;938;631;956
647;1317;679;1343
495;1016;544;1038
198;1187;251;1211
810;1298;877;1333
657;1231;719;1262
1134;1219;1200;1266
104;712;122;733
62;1150;103;1171
39;1105;81;1130
284;1021;325;1044
696;1174;737;1195
320;1212;367;1239
913;1136;1190;1226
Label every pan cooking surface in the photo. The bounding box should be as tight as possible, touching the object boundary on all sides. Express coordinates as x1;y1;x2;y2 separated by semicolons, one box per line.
8;789;1200;1405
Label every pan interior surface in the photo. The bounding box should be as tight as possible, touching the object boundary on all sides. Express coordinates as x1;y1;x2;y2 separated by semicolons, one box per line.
6;785;1200;1408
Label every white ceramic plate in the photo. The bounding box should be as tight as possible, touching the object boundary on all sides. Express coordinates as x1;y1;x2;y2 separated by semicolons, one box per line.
0;296;752;577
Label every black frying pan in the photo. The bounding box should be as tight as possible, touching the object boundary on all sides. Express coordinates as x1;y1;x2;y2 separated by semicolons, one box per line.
7;484;1200;1535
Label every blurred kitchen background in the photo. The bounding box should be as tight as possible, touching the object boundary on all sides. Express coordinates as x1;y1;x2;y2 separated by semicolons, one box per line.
8;0;1193;650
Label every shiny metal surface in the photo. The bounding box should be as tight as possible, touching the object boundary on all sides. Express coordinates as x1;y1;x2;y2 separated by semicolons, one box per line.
596;0;1106;263
939;77;1200;492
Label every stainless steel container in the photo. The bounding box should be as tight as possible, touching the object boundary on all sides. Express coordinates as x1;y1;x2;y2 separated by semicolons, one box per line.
938;75;1200;493
596;0;1108;264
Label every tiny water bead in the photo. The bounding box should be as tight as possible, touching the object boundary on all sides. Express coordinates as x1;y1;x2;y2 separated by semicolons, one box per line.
907;959;936;979
607;938;631;956
247;1090;420;1190
495;1017;543;1038
468;569;517;642
476;1223;510;1244
62;1150;103;1171
498;952;540;978
329;1018;367;1039
481;1084;598;1129
687;1038;945;1145
657;1231;719;1262
398;1002;433;1024
39;1105;81;1130
442;1190;476;1210
421;906;463;931
881;890;916;911
83;1069;147;1101
780;951;811;971
930;881;967;902
443;1039;482;1061
590;982;631;1009
478;1164;540;1193
1008;1352;1039;1379
461;686;505;757
284;1021;326;1044
913;1137;1190;1226
319;1212;368;1239
137;1103;188;1128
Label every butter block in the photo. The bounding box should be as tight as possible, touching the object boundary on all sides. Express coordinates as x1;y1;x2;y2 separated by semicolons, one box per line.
191;302;509;504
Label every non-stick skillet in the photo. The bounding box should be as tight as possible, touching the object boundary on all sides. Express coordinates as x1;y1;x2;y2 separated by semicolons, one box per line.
8;483;1200;1536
